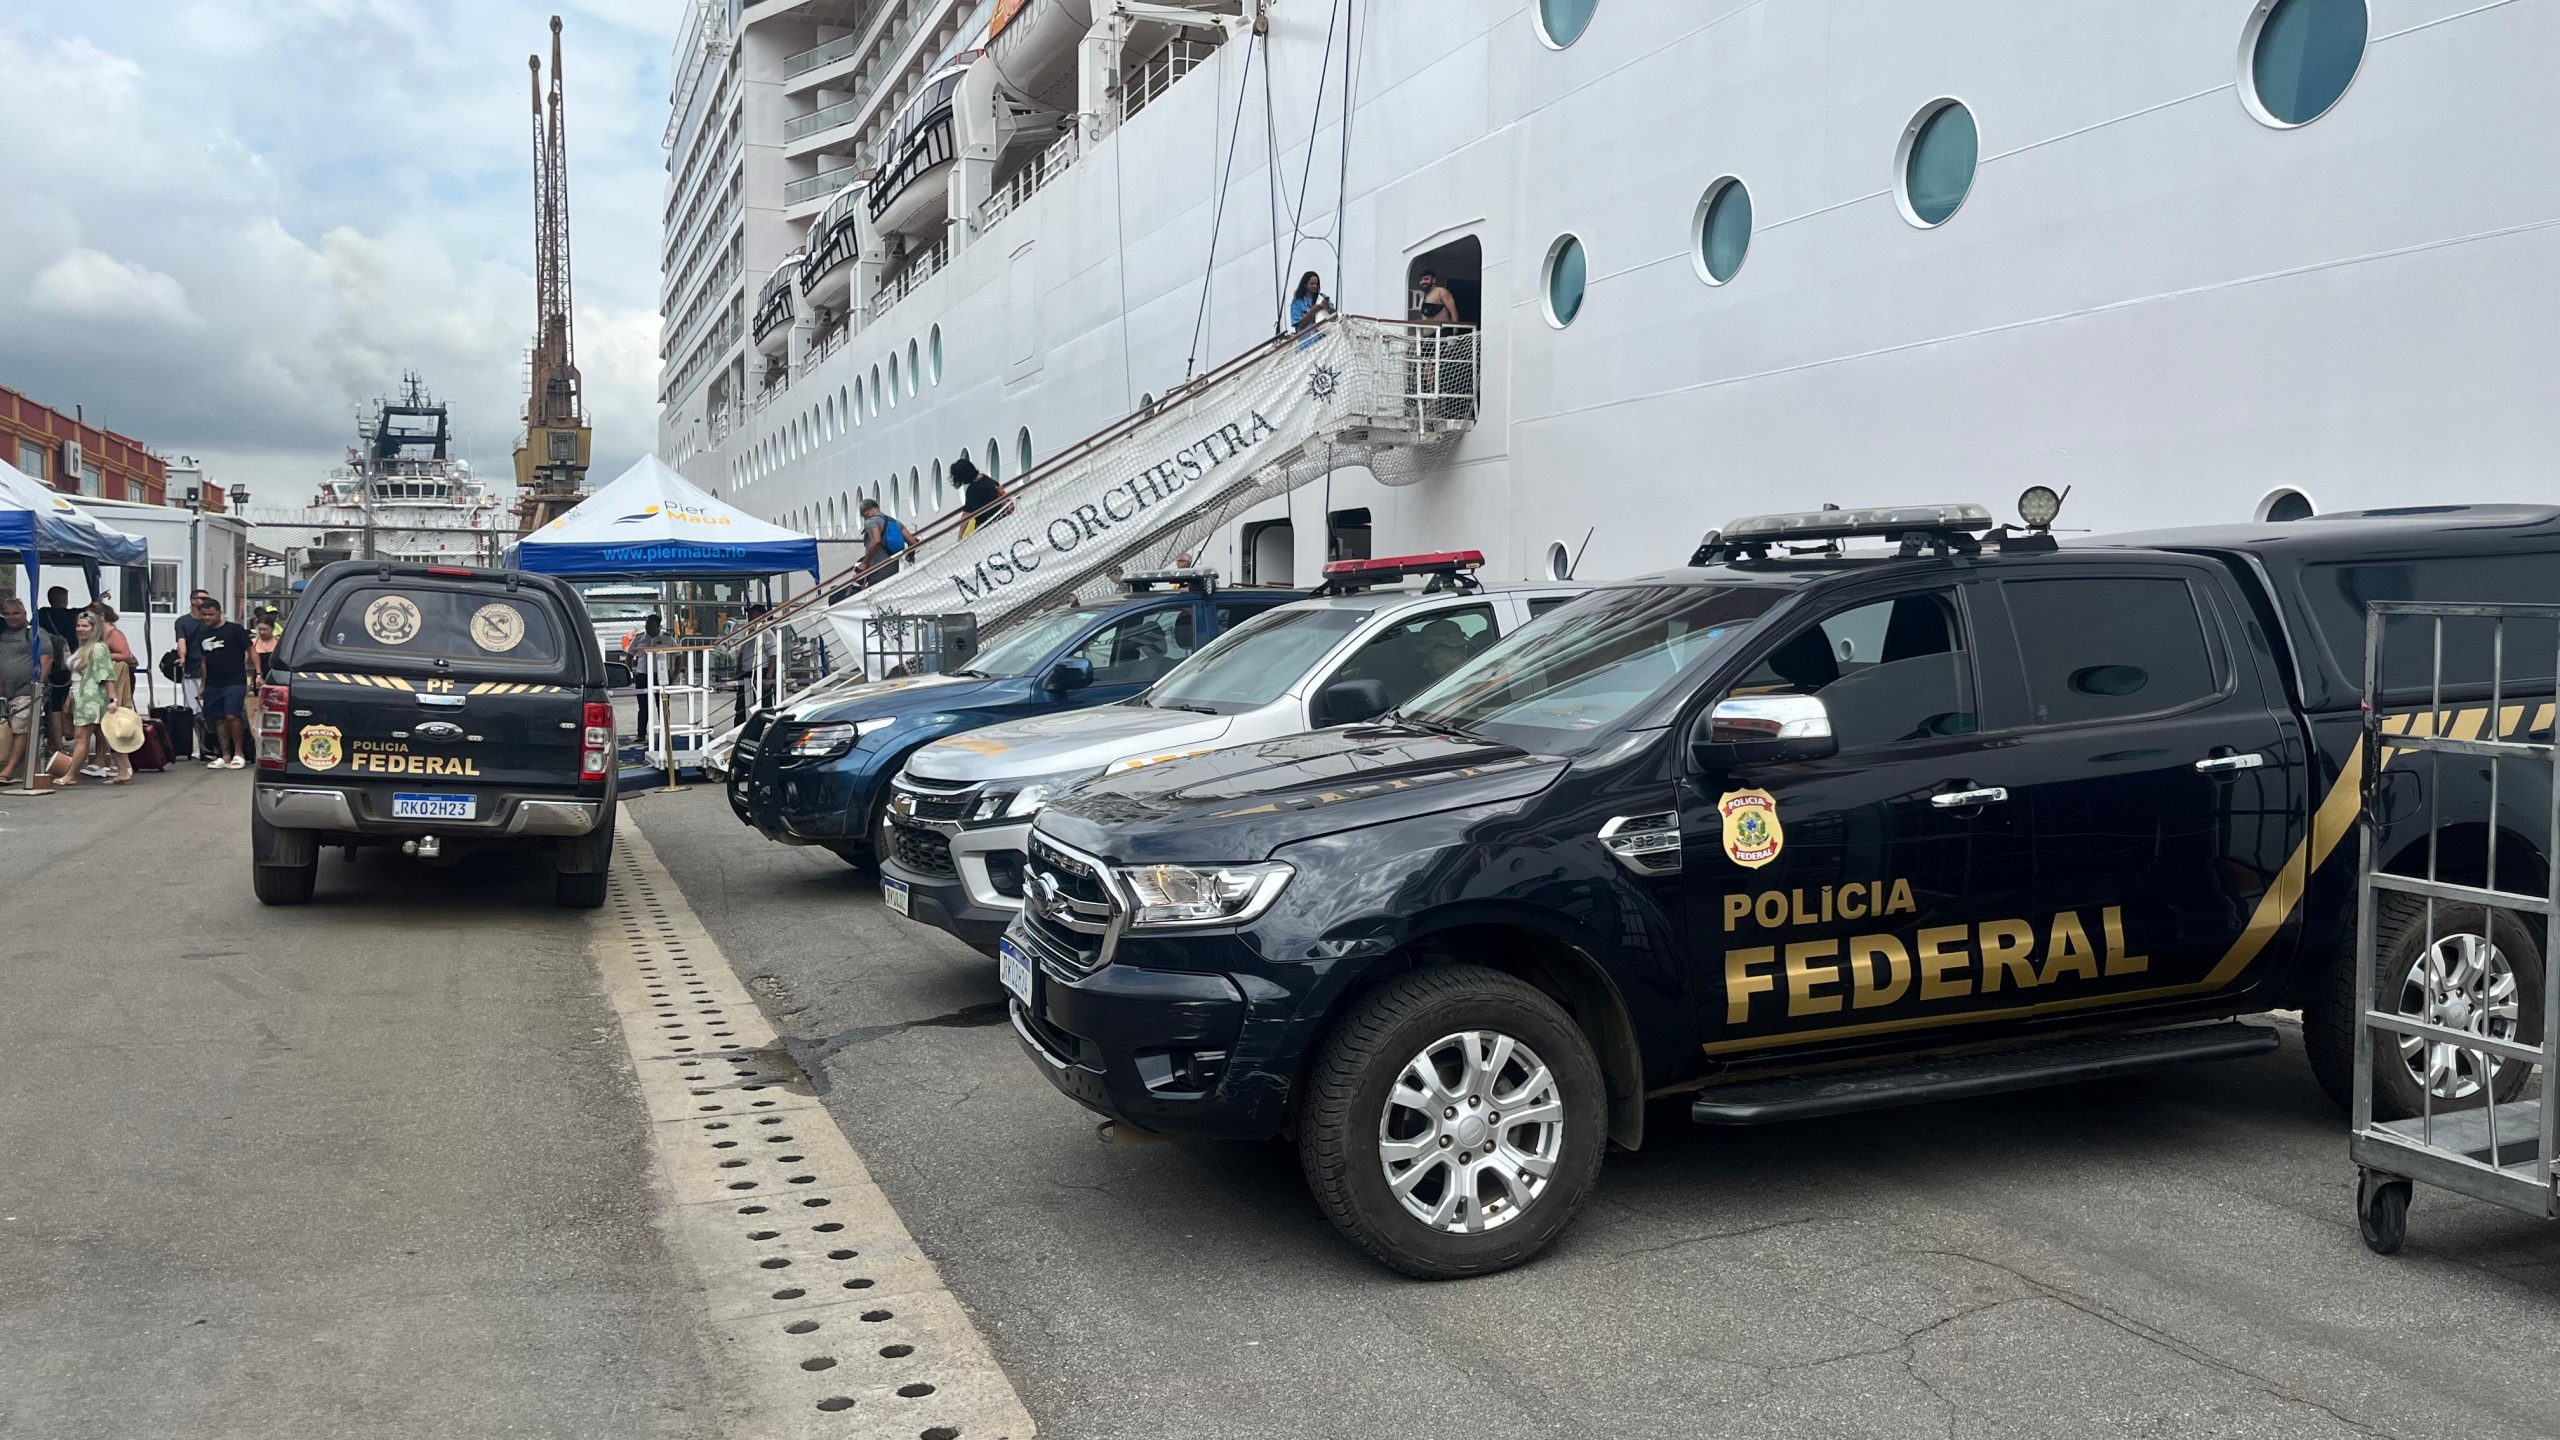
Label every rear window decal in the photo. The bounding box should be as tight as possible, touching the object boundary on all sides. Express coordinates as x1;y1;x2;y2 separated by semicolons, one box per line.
364;595;423;646
471;603;527;653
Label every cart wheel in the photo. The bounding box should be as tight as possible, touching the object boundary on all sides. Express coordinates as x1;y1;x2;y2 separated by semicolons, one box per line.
2357;1169;2412;1255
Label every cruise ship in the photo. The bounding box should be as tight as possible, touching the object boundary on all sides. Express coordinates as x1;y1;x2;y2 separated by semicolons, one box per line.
656;0;2559;600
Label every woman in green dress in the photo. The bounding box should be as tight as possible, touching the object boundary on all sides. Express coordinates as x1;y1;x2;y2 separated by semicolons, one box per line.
59;612;131;785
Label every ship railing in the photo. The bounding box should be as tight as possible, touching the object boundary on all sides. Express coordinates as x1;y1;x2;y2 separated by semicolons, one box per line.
870;236;949;319
704;317;1482;768
1122;36;1218;123
785;164;865;207
979;129;1079;232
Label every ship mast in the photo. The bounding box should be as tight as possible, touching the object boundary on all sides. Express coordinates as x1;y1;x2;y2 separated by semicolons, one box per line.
514;14;591;532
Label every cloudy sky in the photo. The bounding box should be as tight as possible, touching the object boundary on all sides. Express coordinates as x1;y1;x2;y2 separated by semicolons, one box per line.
0;0;676;507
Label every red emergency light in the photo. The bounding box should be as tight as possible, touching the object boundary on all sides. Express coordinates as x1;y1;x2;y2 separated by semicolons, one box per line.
1314;550;1485;595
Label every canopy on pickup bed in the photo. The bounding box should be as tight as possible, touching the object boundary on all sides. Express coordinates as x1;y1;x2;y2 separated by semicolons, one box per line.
515;455;819;579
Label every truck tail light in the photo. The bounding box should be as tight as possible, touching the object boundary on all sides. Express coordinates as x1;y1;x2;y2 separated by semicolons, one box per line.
582;701;613;780
257;683;290;769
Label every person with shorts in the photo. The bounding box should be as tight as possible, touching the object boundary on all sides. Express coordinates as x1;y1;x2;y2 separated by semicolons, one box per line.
192;596;253;769
0;596;47;783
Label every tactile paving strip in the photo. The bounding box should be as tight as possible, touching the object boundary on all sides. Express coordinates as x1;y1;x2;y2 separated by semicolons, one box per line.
596;818;1035;1440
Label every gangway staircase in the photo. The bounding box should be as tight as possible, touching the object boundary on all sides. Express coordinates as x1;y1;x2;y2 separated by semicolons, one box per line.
706;317;1476;772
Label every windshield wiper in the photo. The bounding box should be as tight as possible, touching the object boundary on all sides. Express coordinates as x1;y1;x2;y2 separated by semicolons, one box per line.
948;668;991;679
1389;709;1476;739
1155;701;1221;715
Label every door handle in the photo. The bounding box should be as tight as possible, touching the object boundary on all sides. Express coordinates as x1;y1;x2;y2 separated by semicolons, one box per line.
1930;786;2009;809
2193;752;2265;773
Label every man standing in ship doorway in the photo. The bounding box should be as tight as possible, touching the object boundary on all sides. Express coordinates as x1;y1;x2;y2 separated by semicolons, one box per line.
1412;269;1473;420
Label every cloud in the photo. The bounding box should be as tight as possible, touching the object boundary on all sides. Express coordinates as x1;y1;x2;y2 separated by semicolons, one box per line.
27;249;206;329
0;5;670;504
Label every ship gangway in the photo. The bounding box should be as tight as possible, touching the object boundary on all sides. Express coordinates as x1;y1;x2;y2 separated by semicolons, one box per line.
705;316;1476;773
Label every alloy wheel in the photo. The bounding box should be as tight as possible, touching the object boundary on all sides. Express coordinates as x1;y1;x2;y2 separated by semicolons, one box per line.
1376;1029;1565;1234
2396;930;2521;1101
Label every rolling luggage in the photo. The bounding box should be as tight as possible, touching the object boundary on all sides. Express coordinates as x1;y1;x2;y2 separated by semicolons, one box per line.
130;720;173;773
151;704;200;759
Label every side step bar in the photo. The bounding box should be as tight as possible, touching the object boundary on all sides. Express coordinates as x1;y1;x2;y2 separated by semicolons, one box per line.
1689;1022;2279;1126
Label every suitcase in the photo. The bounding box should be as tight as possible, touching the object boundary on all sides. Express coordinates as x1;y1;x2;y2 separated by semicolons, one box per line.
130;719;173;773
151;704;200;759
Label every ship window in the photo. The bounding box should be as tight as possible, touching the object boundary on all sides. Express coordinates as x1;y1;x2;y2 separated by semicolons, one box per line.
1536;0;1597;49
986;439;1001;481
1897;99;1977;228
840;385;851;430
906;340;920;396
888;353;901;406
929;325;943;384
1694;176;1751;285
1542;233;1586;328
2243;0;2366;127
1546;542;1572;582
932;459;945;510
1016;427;1034;475
870;365;882;416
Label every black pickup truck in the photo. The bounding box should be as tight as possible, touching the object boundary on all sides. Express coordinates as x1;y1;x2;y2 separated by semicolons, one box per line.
250;562;619;908
1004;500;2558;1277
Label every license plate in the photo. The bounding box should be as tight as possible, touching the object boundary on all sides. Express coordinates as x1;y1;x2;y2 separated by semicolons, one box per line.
392;792;477;821
998;936;1034;1006
881;875;911;916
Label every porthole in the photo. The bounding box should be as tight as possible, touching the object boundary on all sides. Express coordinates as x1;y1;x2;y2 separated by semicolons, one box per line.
1546;542;1572;581
1692;177;1752;285
906;340;920;396
1536;0;1597;49
1896;99;1978;228
869;365;882;416
909;466;921;515
986;439;1001;481
1016;427;1034;475
928;324;944;383
2241;0;2366;128
2258;488;2316;523
839;385;851;431
887;354;900;406
1542;234;1587;328
932;459;945;508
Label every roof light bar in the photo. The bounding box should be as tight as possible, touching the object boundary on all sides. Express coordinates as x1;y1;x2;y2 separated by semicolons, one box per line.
1313;549;1487;595
1692;504;1995;565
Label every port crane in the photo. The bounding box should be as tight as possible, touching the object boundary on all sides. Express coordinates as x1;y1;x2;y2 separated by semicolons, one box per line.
513;14;592;532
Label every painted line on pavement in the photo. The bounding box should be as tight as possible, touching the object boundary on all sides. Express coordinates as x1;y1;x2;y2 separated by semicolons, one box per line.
594;817;1035;1439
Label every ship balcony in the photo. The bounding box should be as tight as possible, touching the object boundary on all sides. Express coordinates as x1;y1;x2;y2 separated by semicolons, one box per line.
784;163;866;221
782;93;869;160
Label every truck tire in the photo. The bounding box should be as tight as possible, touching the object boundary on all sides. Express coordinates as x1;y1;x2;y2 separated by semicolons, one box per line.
253;861;318;906
2306;892;2544;1120
1298;964;1607;1280
555;868;609;909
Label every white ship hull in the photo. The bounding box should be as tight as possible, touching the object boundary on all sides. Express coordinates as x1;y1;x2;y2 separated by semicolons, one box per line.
663;0;2560;594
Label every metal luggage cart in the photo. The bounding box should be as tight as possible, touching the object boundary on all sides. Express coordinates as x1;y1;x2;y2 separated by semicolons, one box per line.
2351;601;2560;1253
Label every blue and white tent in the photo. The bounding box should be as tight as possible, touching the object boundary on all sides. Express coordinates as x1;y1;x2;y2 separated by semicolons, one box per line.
515;455;818;579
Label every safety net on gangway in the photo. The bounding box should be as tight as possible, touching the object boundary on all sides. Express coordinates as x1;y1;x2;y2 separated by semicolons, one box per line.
710;316;1476;761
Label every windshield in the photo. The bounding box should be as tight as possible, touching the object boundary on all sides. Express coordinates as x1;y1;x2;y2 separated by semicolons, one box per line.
1144;607;1367;713
966;605;1113;678
1398;583;1785;752
585;602;657;622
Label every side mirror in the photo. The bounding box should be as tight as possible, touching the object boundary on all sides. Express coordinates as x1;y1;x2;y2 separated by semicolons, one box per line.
1318;677;1391;726
1045;656;1095;692
1691;694;1837;770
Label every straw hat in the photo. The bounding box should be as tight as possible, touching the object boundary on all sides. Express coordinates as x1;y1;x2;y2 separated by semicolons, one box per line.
99;705;145;754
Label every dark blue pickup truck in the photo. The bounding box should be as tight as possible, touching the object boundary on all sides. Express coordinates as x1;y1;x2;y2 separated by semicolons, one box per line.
727;576;1300;868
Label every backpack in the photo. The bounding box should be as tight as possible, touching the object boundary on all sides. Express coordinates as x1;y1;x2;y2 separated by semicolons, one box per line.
882;515;909;555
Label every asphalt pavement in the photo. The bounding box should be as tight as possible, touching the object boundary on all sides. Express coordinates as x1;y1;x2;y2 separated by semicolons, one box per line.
633;783;2560;1440
0;765;714;1439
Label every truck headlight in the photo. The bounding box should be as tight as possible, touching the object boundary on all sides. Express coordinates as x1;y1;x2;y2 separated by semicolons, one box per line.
786;716;893;759
1113;861;1293;929
970;767;1102;823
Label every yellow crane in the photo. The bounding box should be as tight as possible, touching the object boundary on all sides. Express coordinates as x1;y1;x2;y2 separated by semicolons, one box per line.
514;14;591;532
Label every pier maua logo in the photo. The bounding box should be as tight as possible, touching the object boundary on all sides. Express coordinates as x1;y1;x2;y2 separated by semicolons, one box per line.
614;502;731;528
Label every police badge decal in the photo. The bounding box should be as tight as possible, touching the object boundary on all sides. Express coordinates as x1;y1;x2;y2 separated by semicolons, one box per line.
1717;788;1784;869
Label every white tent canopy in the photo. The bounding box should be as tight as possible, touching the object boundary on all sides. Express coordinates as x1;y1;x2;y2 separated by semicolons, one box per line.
515;455;818;578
